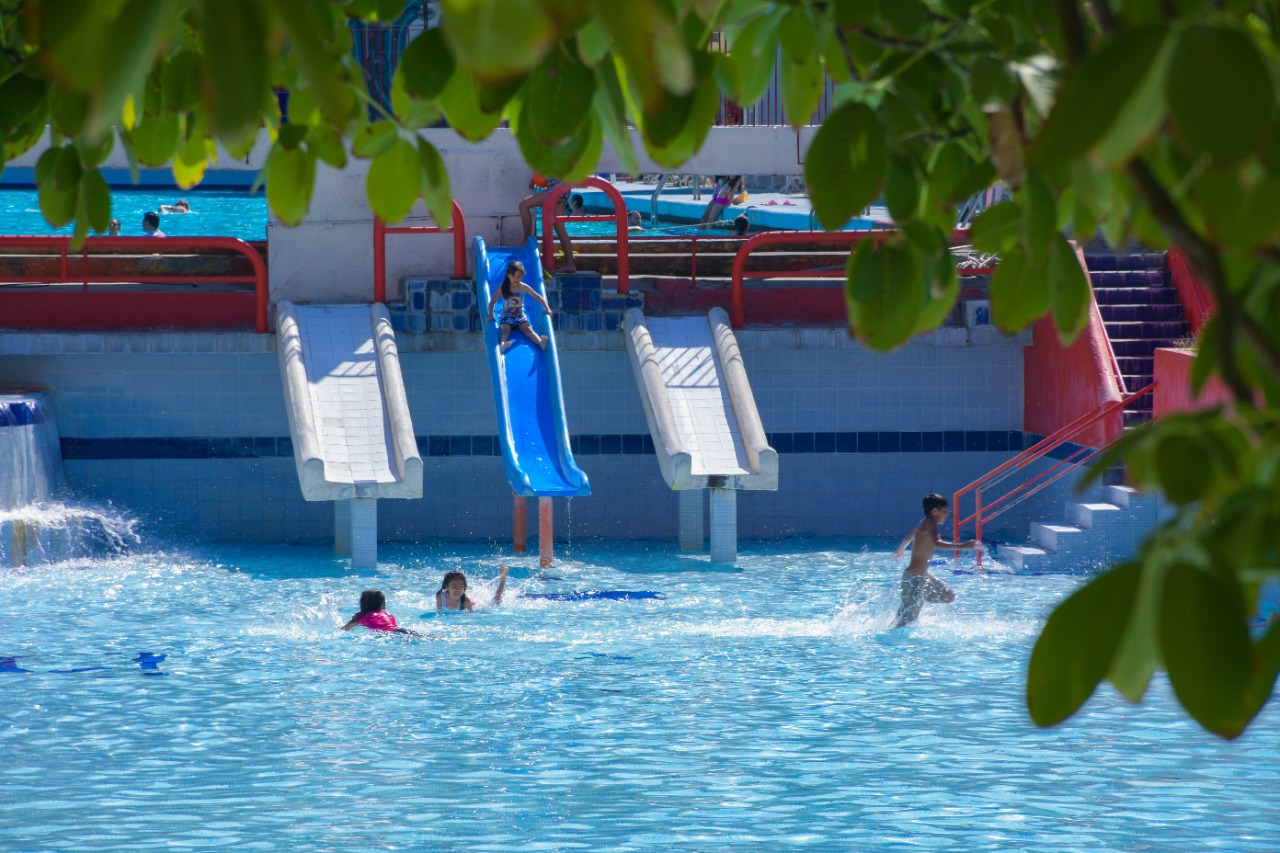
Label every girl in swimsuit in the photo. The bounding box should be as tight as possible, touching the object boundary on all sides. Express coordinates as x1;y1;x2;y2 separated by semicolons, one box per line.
485;261;553;352
342;588;416;634
436;566;508;611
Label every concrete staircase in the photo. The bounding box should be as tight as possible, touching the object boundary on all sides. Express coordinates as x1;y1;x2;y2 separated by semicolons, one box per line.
997;485;1164;573
1086;252;1190;426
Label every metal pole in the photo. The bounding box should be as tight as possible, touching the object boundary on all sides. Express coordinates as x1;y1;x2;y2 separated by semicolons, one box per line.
513;493;527;553
539;497;553;567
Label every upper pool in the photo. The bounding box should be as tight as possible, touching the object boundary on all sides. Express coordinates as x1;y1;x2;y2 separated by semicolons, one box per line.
2;532;1276;851
0;187;267;242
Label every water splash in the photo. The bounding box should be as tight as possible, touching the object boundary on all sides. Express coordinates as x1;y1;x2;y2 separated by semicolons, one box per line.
0;500;142;567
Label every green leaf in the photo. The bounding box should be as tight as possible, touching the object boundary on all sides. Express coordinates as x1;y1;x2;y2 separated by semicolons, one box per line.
1048;233;1090;344
1027;562;1141;727
266;143;316;226
352;121;400;159
49;89;89;137
1020;172;1056;262
416;137;454;229
366;138;421;225
52;146;83;193
441;0;555;81
780;54;824;129
516;97;604;180
926;141;976;207
1108;557;1162;703
307;124;348;170
804;102;887;231
1031;28;1169;169
398;27;456;102
641;75;719;169
915;248;959;332
527;45;596;145
576;18;611;66
846;240;923;351
163;50;204;114
81;169;112;233
884;153;921;223
39;180;78;229
1167;24;1274;165
1157;432;1212;505
275;0;358;125
971;201;1022;254
988;242;1050;331
439;69;505;141
778;6;815;60
1161;563;1255;738
725;9;784;107
970;55;1016;111
77;134;115;170
0;75;50;136
128;114;179;167
592;66;639;177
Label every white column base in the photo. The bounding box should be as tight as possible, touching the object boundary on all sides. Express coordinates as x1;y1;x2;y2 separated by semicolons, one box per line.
334;500;352;556
678;489;704;551
709;488;737;564
350;497;378;569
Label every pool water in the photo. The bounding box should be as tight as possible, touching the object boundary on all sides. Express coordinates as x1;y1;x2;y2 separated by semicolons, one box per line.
0;187;267;241
2;534;1278;851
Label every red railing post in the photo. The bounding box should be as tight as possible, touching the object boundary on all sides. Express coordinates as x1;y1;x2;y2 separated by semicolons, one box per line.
373;216;387;305
450;199;466;279
540;178;630;292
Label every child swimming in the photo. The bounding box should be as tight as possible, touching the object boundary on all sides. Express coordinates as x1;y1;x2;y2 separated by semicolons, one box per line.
342;589;415;634
437;565;508;611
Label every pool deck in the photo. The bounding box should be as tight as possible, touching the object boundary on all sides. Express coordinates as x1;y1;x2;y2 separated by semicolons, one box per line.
577;180;891;232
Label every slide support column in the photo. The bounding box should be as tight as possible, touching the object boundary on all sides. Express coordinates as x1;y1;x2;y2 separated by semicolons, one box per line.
513;494;528;553
539;497;554;567
678;489;704;551
334;500;352;556
709;488;737;564
351;497;378;569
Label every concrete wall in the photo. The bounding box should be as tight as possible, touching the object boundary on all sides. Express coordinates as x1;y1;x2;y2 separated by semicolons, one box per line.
0;326;1035;545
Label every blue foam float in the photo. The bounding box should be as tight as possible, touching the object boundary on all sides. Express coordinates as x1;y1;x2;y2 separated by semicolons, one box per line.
521;590;665;602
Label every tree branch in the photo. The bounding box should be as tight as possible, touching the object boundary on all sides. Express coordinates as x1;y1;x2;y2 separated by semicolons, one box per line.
1055;0;1091;62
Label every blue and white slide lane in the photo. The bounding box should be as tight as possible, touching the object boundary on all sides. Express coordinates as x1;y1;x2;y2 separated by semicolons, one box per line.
472;236;590;498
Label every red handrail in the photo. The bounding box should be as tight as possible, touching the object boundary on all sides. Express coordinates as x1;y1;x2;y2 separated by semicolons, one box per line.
952;381;1156;559
541;178;630;293
729;228;979;328
373;198;467;304
0;235;269;332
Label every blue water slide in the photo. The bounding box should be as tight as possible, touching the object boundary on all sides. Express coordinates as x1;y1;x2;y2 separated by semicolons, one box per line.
473;236;590;498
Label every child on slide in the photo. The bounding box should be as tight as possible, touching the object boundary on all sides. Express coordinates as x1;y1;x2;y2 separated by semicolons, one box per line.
437;566;509;611
486;260;553;351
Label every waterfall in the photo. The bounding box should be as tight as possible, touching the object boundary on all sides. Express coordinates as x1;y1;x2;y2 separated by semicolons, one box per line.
0;392;139;566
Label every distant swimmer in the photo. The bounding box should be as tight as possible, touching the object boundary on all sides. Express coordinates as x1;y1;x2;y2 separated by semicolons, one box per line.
627;210;645;232
890;493;978;628
141;211;164;237
436;566;508;611
160;199;191;214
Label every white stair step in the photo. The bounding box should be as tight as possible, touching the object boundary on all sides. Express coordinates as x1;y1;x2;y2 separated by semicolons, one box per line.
1002;544;1050;572
1066;501;1123;530
1031;522;1086;552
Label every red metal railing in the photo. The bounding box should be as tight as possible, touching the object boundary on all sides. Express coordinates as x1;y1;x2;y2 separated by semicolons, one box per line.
729;229;985;328
0;235;269;332
541;178;631;293
952;382;1156;561
373;198;466;304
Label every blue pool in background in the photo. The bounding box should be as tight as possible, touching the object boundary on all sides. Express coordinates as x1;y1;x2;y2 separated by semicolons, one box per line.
0;186;267;241
2;533;1277;851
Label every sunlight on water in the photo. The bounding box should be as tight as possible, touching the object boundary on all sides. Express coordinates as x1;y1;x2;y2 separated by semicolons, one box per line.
1;536;1277;851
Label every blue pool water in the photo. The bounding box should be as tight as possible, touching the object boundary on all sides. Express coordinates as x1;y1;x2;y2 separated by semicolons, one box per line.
2;534;1278;851
0;187;267;241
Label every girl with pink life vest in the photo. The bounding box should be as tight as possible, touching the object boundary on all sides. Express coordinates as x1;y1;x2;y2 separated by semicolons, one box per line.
342;588;412;634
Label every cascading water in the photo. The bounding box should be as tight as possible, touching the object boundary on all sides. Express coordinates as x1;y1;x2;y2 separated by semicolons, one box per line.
0;391;140;566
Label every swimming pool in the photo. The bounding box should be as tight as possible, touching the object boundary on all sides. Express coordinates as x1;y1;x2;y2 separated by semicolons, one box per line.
0;187;267;241
2;532;1276;850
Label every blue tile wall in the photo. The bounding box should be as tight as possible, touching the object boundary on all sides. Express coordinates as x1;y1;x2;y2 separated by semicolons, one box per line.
0;332;1047;542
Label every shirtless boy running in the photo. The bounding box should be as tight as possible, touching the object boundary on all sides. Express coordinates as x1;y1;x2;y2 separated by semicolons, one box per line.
891;493;979;628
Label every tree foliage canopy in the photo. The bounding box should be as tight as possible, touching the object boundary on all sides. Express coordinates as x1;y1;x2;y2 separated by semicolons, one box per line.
4;0;1280;737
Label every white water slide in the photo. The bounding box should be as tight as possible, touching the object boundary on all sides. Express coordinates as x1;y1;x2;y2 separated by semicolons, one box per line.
624;307;777;563
276;302;422;568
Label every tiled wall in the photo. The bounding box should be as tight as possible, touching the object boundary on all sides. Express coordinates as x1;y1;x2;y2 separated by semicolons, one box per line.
0;328;1066;544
